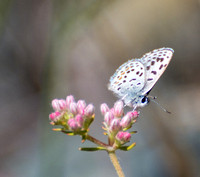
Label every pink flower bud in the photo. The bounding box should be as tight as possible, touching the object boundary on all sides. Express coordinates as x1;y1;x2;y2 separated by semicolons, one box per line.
49;111;61;121
52;99;59;111
77;100;86;115
110;118;121;133
104;111;114;126
69;102;77;115
52;99;67;111
113;101;124;117
120;115;132;128
109;108;115;115
85;104;95;117
126;111;139;120
68;118;79;130
66;95;75;109
116;131;131;143
100;103;110;115
75;114;84;127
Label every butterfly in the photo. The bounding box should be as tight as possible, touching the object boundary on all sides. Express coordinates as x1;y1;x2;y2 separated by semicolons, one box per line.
108;47;174;110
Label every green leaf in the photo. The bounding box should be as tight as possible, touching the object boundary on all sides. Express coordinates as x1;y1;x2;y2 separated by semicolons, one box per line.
61;129;87;136
118;142;136;151
61;130;75;135
79;147;106;151
130;131;137;134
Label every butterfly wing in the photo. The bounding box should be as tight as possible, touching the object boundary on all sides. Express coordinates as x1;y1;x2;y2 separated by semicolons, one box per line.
108;60;145;100
136;47;174;95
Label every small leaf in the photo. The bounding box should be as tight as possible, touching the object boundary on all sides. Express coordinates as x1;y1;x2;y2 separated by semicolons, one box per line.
61;129;76;135
61;129;87;136
130;131;137;134
79;147;106;151
118;142;136;151
52;128;62;131
79;130;88;135
127;142;136;150
123;126;132;131
102;126;107;130
66;132;76;136
61;130;74;134
103;132;107;135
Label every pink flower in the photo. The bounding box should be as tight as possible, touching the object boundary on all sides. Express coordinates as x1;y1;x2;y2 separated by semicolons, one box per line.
116;131;131;143
77;100;86;115
100;103;110;115
120;115;132;129
85;104;95;117
69;102;77;115
104;111;114;126
49;111;61;121
52;99;67;111
75;114;84;127
109;118;121;133
126;111;139;120
113;101;124;117
68;118;79;130
66;95;75;109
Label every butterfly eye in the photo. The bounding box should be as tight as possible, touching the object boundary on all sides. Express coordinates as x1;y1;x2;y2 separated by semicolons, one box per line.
140;96;150;107
141;97;146;103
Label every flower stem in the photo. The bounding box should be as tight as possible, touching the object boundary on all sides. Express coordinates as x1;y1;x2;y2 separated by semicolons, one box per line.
108;152;125;177
86;134;109;147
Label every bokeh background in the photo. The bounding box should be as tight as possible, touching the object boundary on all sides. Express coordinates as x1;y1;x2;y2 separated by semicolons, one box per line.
1;0;200;177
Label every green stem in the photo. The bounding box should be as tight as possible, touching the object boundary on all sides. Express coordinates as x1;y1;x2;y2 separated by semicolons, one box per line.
108;152;125;177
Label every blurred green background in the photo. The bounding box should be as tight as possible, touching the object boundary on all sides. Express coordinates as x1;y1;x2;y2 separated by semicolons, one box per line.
0;0;200;177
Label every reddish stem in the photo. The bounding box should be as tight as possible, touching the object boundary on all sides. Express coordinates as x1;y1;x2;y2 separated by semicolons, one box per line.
86;134;109;147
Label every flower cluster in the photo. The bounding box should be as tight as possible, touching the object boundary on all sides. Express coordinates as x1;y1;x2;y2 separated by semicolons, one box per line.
49;95;94;133
101;101;139;148
49;95;139;151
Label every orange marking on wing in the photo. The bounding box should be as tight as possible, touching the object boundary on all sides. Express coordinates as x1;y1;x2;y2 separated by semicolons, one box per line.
125;67;129;71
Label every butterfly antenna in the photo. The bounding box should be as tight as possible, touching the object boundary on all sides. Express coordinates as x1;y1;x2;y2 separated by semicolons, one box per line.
150;98;171;114
148;95;157;99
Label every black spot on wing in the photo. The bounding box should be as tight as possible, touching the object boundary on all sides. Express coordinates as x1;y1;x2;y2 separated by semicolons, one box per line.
159;64;163;70
129;78;136;82
151;71;157;75
146;66;150;70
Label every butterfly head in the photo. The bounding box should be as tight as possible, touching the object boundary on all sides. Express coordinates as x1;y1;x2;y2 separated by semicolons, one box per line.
124;95;150;109
140;96;150;107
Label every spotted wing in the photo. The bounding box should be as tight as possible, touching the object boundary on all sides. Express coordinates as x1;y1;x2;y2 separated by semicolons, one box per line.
108;60;145;99
136;48;174;95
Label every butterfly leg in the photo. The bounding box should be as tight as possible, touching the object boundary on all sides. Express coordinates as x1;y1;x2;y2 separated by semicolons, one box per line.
121;94;128;101
121;94;129;107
